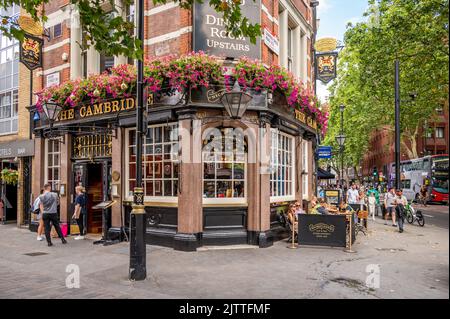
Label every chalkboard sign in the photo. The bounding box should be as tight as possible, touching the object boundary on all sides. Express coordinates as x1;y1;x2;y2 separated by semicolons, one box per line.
298;214;347;247
324;189;341;206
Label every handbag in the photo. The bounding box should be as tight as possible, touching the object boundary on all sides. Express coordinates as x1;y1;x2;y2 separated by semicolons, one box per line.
31;207;40;215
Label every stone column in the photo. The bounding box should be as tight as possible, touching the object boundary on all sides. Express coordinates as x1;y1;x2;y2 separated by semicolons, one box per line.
278;9;288;69
295;135;303;202
70;5;82;80
114;0;129;66
294;26;302;78
32;138;45;203
59;134;72;223
246;122;260;244
253;113;274;247
87;47;100;75
174;113;203;251
110;129;123;232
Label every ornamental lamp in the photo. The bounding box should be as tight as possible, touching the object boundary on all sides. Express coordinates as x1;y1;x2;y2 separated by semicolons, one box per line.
335;134;346;147
221;80;252;119
42;102;62;126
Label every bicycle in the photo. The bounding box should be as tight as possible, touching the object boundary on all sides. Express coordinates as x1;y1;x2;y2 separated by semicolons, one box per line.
404;202;425;227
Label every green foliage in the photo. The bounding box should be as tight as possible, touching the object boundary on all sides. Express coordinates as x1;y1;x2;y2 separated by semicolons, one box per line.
1;168;19;185
0;0;261;59
324;0;449;167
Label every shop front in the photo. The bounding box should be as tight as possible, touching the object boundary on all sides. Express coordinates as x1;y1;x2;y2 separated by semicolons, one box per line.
31;55;326;251
0;139;34;226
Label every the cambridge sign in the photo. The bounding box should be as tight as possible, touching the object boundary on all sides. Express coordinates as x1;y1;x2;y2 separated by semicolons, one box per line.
193;0;261;59
56;97;137;122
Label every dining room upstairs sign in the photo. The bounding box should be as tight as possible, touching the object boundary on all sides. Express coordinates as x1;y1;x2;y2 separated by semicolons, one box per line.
193;0;261;60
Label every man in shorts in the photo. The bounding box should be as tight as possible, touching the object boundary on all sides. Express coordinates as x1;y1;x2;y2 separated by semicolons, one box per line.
384;187;397;227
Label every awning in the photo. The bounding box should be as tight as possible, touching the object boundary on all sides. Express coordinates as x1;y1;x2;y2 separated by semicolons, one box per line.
318;167;335;180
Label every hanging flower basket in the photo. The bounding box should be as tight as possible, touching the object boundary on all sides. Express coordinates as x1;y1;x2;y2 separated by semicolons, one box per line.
1;168;19;185
35;51;329;134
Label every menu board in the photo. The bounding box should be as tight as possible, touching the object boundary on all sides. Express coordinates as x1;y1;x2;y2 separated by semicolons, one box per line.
325;190;341;206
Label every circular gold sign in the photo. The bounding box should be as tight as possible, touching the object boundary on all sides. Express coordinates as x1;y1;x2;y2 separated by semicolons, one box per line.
112;171;121;182
315;38;338;52
18;15;44;37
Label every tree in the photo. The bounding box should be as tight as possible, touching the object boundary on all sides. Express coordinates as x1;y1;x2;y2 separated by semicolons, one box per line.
0;0;261;60
324;0;449;165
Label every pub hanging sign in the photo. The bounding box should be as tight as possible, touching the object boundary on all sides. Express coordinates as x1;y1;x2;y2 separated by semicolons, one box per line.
315;52;338;84
19;33;43;71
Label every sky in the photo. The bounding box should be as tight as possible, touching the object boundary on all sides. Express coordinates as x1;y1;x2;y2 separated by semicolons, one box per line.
315;0;370;102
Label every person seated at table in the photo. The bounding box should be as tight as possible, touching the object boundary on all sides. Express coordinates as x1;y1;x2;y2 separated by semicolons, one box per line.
310;197;329;215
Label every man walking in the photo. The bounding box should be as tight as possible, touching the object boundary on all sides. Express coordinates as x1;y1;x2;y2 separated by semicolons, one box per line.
394;189;408;233
347;183;360;211
384;187;397;227
39;183;67;247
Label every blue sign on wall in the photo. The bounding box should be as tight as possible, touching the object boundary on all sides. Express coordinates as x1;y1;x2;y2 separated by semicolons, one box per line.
318;146;332;159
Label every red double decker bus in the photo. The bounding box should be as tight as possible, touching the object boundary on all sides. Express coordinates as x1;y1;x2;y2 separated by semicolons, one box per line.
388;155;448;204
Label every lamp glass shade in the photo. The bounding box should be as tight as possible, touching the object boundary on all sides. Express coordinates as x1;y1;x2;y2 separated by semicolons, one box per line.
221;81;252;119
339;104;345;112
335;134;346;146
43;103;61;122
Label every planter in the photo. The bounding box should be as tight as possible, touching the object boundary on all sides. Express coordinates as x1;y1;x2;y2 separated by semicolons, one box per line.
1;168;19;185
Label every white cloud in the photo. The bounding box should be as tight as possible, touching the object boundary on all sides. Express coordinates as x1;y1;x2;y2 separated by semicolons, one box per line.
318;0;332;14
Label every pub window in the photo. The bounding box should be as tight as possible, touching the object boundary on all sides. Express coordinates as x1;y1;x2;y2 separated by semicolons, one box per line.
127;123;179;201
287;26;293;72
302;140;309;199
435;127;445;139
45;139;61;192
270;129;295;201
0;12;19;135
202;127;247;204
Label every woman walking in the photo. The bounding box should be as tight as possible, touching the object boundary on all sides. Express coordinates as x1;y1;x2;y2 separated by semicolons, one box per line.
33;189;45;241
72;186;87;240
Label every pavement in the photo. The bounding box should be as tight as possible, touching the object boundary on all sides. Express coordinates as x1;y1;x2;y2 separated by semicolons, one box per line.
0;207;448;299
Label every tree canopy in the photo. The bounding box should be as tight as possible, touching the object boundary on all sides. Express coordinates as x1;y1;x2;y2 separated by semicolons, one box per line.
323;0;449;169
0;0;261;59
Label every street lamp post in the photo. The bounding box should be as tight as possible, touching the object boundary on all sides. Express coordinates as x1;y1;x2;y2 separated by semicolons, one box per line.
335;104;346;202
394;60;401;190
129;0;146;281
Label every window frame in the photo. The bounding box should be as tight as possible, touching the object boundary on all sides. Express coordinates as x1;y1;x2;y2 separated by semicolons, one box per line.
44;138;62;192
270;129;296;203
202;127;248;205
435;127;445;139
302;140;309;199
125;123;179;203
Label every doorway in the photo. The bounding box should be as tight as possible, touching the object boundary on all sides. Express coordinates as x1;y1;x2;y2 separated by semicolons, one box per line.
0;161;18;223
72;161;111;234
86;163;103;233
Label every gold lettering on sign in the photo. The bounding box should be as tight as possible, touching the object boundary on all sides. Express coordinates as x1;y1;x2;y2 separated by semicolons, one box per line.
126;97;135;110
85;106;93;117
67;109;74;120
93;103;103;115
79;106;86;117
112;100;120;112
147;93;154;106
57;98;138;121
295;110;306;123
104;102;111;113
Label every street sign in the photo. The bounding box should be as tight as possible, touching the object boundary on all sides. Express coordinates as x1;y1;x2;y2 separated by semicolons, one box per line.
317;146;332;159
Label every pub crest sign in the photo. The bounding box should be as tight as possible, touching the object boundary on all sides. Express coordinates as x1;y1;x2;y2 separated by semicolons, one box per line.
315;52;338;84
20;33;43;70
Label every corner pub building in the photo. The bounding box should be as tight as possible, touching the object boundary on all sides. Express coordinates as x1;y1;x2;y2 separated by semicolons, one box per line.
28;0;321;251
